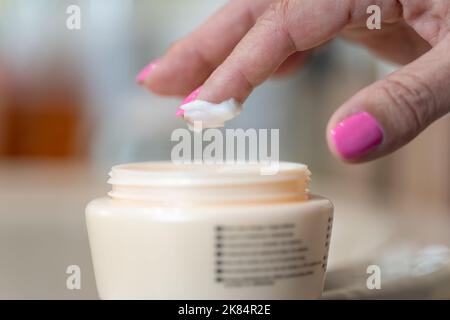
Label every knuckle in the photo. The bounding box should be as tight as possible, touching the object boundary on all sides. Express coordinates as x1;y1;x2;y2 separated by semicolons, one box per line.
379;74;438;133
258;0;296;50
276;0;293;19
259;0;290;28
399;0;450;44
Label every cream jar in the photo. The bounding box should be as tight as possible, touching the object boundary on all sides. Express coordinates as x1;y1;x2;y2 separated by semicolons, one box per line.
86;162;333;299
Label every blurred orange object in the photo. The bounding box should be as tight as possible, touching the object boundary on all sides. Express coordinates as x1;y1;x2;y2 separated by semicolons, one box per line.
0;64;86;159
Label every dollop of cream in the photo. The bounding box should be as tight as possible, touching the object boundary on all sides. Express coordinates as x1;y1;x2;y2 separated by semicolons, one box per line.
179;98;242;131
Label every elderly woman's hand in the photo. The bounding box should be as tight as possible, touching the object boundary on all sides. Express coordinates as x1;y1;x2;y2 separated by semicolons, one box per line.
137;0;450;162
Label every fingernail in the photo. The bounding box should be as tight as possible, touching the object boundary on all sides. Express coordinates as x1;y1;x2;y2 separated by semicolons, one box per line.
181;86;202;105
136;59;159;84
177;85;202;117
175;108;185;117
331;111;383;159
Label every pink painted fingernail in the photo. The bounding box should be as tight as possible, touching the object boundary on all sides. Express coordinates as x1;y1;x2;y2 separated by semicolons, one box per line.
175;108;185;117
136;59;159;84
176;85;202;117
181;86;202;105
331;111;383;159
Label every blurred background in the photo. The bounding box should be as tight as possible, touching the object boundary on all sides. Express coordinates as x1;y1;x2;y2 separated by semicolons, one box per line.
0;0;449;299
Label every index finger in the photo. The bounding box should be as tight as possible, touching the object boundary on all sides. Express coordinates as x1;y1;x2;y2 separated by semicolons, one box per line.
197;0;402;103
142;0;272;96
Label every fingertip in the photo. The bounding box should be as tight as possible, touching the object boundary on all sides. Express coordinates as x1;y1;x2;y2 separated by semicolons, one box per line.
136;59;160;85
180;85;202;106
137;58;184;96
196;64;253;104
327;111;384;162
176;85;202;117
175;108;185;117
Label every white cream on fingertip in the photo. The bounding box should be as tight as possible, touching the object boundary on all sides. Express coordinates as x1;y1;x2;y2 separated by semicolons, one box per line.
179;98;242;130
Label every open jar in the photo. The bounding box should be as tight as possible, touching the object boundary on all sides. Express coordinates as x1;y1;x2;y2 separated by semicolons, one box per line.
86;162;333;299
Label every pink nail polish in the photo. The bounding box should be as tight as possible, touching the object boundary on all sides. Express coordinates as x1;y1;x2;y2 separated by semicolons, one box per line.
175;108;184;117
136;60;159;84
331;112;383;159
177;85;202;117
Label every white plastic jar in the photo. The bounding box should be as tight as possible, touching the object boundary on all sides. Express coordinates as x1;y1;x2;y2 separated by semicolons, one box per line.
86;162;333;299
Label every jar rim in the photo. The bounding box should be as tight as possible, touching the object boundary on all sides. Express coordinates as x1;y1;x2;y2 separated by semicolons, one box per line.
108;162;311;204
108;161;310;187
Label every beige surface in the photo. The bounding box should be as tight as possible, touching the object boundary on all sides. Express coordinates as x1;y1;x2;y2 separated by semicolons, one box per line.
0;161;106;299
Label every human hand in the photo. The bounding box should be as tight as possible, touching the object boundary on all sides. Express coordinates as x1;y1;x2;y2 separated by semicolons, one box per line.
137;0;450;162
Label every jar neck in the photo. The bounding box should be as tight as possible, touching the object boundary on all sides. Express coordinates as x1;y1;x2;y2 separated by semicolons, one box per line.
108;162;311;205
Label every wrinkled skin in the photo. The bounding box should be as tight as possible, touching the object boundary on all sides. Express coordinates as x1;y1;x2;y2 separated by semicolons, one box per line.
141;0;450;163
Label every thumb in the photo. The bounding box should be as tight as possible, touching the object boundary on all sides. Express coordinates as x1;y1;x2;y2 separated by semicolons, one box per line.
327;37;450;162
